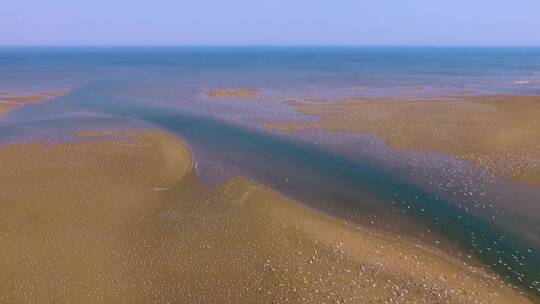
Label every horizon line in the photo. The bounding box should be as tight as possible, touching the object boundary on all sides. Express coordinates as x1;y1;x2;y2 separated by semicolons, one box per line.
1;44;540;48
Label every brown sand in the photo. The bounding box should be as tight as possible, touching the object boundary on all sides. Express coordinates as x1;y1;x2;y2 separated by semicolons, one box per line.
267;95;540;186
207;88;258;99
0;130;533;303
0;103;17;114
0;91;65;115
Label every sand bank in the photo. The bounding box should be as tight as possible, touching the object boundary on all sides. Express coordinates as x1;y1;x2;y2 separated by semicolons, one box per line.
0;91;64;115
267;95;540;186
207;88;258;99
0;130;533;303
0;103;17;114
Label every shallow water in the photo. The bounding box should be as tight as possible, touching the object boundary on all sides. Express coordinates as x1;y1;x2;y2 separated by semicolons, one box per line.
1;47;539;295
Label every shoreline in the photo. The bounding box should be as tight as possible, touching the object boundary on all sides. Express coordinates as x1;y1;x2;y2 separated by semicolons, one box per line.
0;129;535;303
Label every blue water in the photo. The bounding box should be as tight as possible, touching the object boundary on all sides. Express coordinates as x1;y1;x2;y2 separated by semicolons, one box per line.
1;47;539;96
1;47;539;296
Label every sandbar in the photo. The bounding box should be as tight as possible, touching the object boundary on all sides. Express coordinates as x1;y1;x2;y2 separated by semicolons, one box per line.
207;88;258;99
0;103;17;114
0;130;533;303
0;91;65;115
267;95;540;186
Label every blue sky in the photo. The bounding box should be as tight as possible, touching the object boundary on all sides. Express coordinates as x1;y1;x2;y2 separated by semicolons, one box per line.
1;0;539;46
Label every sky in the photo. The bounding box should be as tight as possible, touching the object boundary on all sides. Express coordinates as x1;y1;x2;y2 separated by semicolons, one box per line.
1;0;539;46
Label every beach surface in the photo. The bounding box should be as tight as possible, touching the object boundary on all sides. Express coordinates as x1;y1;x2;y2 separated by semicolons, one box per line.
268;95;540;186
0;130;533;304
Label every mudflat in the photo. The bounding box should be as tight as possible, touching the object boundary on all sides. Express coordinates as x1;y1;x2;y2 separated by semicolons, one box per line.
0;130;533;304
267;95;540;186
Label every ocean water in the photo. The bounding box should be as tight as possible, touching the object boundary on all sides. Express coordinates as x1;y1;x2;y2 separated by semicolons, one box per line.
1;47;539;295
1;47;540;96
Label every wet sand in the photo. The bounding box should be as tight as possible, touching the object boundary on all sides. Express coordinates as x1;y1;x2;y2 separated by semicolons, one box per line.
0;130;533;303
267;95;540;186
0;91;64;115
207;88;258;98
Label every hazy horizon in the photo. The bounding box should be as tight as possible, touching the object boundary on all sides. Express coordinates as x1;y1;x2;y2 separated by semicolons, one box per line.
1;0;540;47
2;45;540;48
